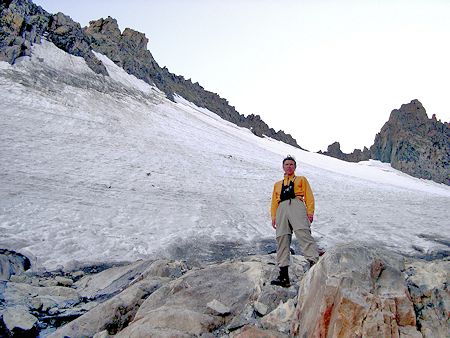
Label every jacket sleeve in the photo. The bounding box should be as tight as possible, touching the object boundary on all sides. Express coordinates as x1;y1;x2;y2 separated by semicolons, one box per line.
301;177;315;215
270;182;279;220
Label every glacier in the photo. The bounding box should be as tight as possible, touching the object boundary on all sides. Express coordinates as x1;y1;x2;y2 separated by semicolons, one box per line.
0;40;449;271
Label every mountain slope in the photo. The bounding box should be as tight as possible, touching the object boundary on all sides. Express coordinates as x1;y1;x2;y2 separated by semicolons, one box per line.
0;0;301;148
1;41;449;270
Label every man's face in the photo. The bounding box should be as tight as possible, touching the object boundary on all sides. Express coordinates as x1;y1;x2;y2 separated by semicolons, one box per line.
283;160;296;176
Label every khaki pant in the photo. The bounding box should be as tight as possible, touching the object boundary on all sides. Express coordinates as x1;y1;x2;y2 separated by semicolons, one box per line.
275;199;319;267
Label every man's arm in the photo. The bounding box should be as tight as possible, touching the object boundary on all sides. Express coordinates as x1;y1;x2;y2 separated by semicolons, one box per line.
270;182;279;229
301;177;315;223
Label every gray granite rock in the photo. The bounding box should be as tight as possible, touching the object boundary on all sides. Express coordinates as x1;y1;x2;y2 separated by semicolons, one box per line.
0;249;31;281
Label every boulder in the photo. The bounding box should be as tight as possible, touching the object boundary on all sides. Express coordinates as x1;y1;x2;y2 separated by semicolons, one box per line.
261;299;296;333
0;306;38;337
291;244;422;337
48;277;169;338
74;259;188;301
231;325;289;337
0;249;31;281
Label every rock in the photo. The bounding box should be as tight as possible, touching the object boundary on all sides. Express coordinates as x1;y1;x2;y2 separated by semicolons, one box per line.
261;299;296;333
1;306;38;336
253;301;268;316
318;141;371;162
3;282;81;312
116;306;222;337
48;277;169;338
207;299;231;315
55;276;73;287
0;249;31;281
0;0;49;63
115;255;304;336
93;330;110;338
226;304;257;331
74;259;188;301
230;325;289;337
291;244;422;337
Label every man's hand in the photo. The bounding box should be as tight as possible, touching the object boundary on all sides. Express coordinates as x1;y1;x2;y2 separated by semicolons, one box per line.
307;214;314;223
272;219;277;229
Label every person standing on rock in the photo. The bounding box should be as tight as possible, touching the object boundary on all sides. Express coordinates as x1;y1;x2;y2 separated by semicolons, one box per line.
270;155;319;287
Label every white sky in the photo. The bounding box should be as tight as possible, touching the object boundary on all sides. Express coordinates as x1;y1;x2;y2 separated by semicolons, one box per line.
33;0;450;152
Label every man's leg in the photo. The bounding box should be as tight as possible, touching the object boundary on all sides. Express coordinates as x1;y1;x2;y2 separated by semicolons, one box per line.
293;228;319;265
271;234;291;287
276;234;291;267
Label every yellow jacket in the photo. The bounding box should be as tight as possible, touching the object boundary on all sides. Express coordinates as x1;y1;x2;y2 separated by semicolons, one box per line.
271;174;315;220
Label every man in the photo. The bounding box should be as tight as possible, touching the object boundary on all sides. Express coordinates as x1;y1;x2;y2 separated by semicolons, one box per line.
270;155;319;287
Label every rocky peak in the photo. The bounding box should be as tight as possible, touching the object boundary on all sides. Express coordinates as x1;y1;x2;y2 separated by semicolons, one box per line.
371;99;449;184
319;100;449;185
388;99;429;134
84;16;121;42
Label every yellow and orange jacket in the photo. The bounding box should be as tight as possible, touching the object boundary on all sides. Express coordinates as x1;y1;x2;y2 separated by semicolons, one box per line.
270;173;315;220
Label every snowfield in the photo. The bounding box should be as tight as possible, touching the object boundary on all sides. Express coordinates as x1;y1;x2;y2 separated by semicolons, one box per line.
1;40;449;271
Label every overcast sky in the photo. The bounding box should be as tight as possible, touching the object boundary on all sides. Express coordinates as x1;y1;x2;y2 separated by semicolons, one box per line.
33;0;450;152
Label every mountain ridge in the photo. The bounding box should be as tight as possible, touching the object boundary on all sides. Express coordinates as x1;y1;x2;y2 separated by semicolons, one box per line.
0;0;303;149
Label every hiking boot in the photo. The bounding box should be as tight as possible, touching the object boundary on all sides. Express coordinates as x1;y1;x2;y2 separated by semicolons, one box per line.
270;276;291;287
270;266;290;287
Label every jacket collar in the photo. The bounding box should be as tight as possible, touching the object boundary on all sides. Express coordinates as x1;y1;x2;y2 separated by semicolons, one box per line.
283;173;296;183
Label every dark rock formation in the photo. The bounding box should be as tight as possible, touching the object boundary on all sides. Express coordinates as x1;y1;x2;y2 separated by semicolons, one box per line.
318;141;371;162
46;12;107;75
0;249;31;281
0;1;302;149
0;0;107;75
0;0;49;63
319;100;449;185
371;99;449;185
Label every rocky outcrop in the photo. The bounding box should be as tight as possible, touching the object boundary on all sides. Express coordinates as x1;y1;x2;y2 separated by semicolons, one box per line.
371;100;449;185
318;141;371;162
0;1;302;149
319;100;449;185
0;249;30;281
0;0;49;63
1;244;448;337
0;0;107;75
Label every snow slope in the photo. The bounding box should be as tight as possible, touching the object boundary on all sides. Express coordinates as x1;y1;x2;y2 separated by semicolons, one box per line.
1;40;449;270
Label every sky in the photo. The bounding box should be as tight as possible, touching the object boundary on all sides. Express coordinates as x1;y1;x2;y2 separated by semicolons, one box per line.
1;39;449;270
33;0;450;152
